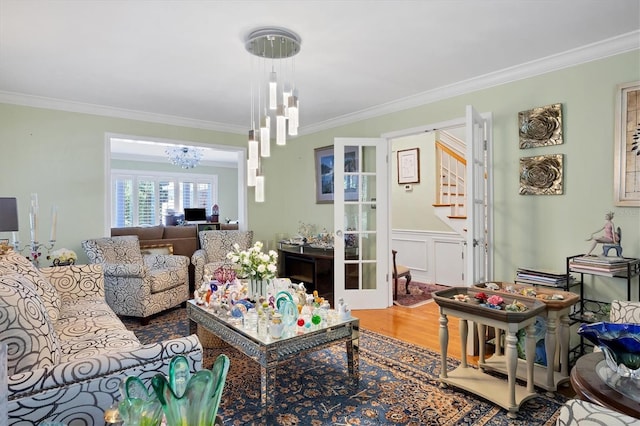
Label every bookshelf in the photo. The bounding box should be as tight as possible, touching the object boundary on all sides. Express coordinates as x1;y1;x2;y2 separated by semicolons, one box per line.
566;254;640;358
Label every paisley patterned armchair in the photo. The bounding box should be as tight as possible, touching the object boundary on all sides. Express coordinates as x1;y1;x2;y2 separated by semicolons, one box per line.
191;230;253;287
82;235;189;324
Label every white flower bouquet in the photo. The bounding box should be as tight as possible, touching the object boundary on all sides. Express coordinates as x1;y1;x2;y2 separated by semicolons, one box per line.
226;241;278;281
48;248;77;266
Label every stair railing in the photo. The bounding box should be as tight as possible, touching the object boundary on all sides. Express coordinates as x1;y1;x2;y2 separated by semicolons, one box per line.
435;140;466;217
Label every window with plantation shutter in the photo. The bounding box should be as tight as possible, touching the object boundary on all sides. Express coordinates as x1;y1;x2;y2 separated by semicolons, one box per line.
111;170;217;227
137;179;156;226
113;176;133;227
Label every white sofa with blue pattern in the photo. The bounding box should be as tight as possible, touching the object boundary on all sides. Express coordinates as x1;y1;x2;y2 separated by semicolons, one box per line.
0;249;202;425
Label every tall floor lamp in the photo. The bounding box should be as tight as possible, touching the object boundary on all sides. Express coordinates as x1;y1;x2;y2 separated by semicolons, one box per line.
0;197;18;255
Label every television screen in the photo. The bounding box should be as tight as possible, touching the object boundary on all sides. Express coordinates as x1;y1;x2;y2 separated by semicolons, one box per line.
184;208;207;222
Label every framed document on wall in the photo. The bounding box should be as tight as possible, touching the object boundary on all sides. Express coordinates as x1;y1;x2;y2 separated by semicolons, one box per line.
397;148;420;184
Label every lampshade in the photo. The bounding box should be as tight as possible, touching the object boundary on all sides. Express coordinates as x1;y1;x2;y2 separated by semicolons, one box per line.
0;197;18;232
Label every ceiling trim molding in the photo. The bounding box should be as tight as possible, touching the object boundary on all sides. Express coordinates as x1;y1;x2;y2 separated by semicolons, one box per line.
301;30;640;135
0;31;637;136
0;91;247;134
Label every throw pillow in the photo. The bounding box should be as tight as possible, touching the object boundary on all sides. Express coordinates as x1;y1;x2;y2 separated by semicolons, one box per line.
0;273;62;375
0;249;61;321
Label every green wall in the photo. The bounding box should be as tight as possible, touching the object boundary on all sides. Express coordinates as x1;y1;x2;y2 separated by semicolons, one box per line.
1;50;639;303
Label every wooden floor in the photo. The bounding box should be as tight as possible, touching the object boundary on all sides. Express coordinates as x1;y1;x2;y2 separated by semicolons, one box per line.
353;299;474;362
353;300;576;398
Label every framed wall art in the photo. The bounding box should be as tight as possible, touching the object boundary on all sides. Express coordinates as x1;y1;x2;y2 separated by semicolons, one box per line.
314;145;359;204
614;80;640;206
397;147;420;184
519;154;563;195
140;243;174;255
518;103;563;149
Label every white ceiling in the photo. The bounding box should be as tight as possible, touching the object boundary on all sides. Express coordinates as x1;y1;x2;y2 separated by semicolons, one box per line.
1;1;639;155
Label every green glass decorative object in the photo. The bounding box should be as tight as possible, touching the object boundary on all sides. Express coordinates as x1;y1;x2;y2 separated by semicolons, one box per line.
151;354;230;426
118;376;163;426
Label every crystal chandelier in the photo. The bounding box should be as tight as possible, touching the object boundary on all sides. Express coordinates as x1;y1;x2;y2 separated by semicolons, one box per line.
165;146;203;169
245;27;301;202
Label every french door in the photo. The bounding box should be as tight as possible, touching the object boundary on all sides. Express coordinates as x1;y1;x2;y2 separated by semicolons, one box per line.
465;105;493;287
333;138;389;310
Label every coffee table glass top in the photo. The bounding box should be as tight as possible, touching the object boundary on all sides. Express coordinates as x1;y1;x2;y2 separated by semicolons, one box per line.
188;300;357;346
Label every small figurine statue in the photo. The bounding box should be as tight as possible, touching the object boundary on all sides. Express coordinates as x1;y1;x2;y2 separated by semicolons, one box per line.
337;297;351;321
586;211;620;256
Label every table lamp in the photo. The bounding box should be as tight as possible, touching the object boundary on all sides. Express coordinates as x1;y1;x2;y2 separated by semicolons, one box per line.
0;197;18;255
0;197;18;231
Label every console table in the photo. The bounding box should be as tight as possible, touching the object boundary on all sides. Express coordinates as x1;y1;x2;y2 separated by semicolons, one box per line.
433;287;546;419
474;282;580;394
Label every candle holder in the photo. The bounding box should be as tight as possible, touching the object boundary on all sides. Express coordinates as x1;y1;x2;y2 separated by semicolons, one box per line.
13;240;56;267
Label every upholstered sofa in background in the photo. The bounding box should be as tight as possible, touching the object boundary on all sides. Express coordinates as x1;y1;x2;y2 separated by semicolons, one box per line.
0;250;202;425
111;224;198;287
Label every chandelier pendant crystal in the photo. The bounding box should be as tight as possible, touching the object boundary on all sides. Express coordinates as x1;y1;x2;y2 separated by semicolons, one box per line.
166;146;203;169
245;27;301;202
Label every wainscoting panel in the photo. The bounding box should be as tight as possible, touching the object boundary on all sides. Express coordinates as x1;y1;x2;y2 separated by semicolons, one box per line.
392;229;464;285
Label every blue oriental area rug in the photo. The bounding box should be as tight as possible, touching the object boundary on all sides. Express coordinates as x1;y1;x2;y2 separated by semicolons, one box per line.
124;308;567;425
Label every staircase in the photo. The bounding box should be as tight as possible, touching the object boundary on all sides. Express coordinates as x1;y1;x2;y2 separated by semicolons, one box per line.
434;131;467;236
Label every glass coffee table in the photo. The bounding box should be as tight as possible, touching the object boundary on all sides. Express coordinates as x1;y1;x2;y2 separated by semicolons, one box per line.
186;300;360;414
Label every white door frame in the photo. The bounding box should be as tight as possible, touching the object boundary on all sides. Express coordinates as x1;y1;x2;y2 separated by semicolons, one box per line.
382;111;494;293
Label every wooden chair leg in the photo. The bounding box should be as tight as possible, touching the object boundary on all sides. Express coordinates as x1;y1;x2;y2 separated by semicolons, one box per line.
405;274;412;294
394;277;398;300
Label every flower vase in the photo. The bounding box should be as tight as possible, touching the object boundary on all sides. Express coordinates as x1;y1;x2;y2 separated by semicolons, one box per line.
249;279;269;299
151;354;230;426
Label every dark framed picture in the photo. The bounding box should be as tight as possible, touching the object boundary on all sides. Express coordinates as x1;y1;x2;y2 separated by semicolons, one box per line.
314;145;359;204
397;148;420;184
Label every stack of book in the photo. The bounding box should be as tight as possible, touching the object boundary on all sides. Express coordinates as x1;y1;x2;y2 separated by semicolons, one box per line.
515;267;569;287
568;256;632;276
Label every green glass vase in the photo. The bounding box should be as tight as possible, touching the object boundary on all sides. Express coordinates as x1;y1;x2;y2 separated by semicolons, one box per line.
117;376;163;426
151;354;230;426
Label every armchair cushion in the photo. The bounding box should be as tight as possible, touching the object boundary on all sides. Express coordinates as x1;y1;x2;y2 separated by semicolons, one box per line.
0;272;61;375
148;267;185;293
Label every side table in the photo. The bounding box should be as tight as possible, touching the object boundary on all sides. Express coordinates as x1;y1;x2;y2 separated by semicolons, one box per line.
570;351;640;418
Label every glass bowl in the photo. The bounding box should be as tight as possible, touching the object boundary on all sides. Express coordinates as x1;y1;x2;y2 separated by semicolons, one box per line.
577;322;640;378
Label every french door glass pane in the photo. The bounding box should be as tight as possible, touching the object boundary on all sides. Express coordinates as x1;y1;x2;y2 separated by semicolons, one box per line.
362;262;376;289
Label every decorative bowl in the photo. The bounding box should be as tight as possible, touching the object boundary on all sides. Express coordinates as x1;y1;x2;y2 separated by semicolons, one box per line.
577;322;640;378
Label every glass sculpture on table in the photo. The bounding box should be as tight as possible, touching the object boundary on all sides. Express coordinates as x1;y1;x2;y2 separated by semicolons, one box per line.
577;322;640;378
113;354;230;426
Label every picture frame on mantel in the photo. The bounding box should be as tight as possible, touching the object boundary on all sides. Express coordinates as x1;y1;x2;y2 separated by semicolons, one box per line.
397;148;420;184
314;145;359;204
614;80;640;207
